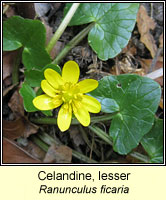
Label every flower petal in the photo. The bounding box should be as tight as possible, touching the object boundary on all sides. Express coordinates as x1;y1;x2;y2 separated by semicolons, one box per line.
78;79;98;93
72;100;90;126
57;103;72;132
44;68;63;89
82;95;101;113
62;60;80;84
33;94;62;110
41;80;57;97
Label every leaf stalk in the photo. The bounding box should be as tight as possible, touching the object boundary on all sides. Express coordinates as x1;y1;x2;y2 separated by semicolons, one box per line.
30;113;116;125
52;23;94;65
46;3;80;53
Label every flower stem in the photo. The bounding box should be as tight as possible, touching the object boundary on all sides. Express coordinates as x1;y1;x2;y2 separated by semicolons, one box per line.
129;152;149;163
52;22;95;65
30;135;49;152
88;125;113;146
30;113;117;125
46;3;80;54
88;125;150;163
72;150;97;163
79;125;101;157
34;131;97;163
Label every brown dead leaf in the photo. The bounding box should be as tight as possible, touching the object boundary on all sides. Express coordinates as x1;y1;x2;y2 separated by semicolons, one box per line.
3;117;38;140
3;138;41;163
5;4;16;17
69;127;84;147
137;5;157;58
43;144;72;163
5;87;38;139
22;140;46;161
3;83;17;97
139;59;163;73
139;58;163;86
3;118;25;140
3;50;19;81
44;21;64;59
23;118;39;138
159;32;163;48
159;98;163;109
122;40;137;56
8;89;24;116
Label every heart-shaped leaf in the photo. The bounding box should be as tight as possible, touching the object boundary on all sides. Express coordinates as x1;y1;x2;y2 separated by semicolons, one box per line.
25;64;61;87
3;16;51;70
19;82;53;116
19;82;38;112
64;3;139;60
141;118;163;163
90;74;161;154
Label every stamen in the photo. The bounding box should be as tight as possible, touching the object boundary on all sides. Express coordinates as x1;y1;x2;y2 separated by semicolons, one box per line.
69;100;72;104
60;82;82;103
54;90;61;93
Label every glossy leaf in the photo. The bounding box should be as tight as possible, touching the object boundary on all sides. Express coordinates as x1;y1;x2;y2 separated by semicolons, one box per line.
19;82;38;112
25;64;61;87
3;16;51;70
141;119;163;163
64;3;139;60
42;110;53;117
90;74;161;154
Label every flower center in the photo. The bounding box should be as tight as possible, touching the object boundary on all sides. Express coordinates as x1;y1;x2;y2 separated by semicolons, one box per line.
60;82;82;103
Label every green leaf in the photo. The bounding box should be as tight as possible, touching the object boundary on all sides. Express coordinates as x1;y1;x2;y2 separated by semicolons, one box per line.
64;3;139;60
42;64;61;75
3;16;51;70
19;82;53;116
42;110;53;117
94;97;119;113
141;119;163;163
25;64;61;87
90;74;161;155
25;70;42;87
19;82;38;112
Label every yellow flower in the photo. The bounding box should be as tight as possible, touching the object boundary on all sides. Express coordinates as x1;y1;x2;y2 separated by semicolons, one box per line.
33;61;101;132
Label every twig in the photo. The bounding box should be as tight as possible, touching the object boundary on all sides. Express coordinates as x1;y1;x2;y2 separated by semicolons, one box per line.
148;47;163;73
144;68;163;80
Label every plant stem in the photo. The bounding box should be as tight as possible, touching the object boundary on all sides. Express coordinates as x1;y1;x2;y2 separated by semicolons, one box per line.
52;23;95;65
72;150;97;163
88;125;150;163
36;132;97;163
46;3;80;54
30;113;116;125
79;125;101;157
12;48;22;84
30;135;49;152
129;152;149;163
88;125;113;146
